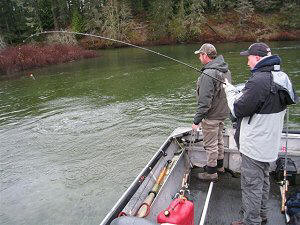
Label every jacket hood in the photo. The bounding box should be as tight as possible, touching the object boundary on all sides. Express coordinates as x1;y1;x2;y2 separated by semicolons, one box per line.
252;55;281;73
202;55;229;73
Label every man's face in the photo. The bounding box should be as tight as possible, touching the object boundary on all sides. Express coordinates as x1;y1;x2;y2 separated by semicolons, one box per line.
198;53;207;65
247;55;261;69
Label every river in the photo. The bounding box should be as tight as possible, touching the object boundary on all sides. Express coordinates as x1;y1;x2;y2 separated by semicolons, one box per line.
0;42;299;225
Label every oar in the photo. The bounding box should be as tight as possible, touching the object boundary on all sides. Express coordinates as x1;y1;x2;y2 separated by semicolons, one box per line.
136;160;172;217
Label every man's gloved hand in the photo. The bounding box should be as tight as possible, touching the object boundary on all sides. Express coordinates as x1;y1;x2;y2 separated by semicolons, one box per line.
222;78;238;118
223;78;236;95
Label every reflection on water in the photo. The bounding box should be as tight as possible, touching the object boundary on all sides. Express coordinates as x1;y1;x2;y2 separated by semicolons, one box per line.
0;41;299;225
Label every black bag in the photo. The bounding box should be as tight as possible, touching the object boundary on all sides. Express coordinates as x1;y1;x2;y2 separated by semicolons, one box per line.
286;191;300;225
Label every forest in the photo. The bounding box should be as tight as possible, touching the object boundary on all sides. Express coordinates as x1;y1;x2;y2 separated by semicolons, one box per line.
1;0;300;48
0;0;299;75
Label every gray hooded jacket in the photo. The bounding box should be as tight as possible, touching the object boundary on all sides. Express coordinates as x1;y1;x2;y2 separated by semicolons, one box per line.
194;55;232;125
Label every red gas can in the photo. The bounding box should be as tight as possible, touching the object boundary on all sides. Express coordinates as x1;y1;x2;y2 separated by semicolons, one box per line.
157;198;194;225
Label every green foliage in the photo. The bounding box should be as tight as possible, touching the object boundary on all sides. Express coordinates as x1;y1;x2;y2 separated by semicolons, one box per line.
71;9;85;33
99;0;133;44
0;0;299;45
235;0;254;26
203;0;237;12
130;0;150;14
169;0;187;41
0;0;37;43
251;0;280;13
148;0;174;40
83;0;103;32
47;0;70;29
185;0;206;38
279;3;300;29
38;0;54;30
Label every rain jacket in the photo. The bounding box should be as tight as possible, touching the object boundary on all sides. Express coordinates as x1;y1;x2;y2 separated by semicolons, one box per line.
229;55;298;162
194;55;232;125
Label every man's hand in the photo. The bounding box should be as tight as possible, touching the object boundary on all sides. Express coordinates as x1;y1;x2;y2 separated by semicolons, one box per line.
222;78;239;118
192;123;200;131
222;78;229;88
223;78;236;94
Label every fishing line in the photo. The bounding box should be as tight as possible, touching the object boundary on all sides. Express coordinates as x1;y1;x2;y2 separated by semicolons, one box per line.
24;30;226;84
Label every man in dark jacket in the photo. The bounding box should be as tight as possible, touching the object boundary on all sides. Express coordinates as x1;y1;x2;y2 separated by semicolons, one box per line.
223;43;298;225
192;43;232;181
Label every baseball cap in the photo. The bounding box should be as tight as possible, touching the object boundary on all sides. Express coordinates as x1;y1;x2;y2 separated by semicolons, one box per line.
194;43;217;58
240;43;271;57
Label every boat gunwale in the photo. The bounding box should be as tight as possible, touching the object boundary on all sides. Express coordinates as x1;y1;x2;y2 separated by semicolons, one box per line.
100;131;190;225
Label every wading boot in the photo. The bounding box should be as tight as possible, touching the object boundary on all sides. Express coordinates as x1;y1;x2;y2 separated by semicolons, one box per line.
217;159;225;174
197;165;218;182
197;172;218;182
217;166;225;173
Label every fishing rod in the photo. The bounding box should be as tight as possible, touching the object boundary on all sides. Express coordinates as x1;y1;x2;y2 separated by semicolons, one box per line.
280;108;289;216
24;30;226;84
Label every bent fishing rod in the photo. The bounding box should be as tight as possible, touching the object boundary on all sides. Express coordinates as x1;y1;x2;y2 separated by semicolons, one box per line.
24;30;226;84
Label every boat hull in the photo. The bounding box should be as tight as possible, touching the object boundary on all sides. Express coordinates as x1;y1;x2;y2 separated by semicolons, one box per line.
101;127;300;225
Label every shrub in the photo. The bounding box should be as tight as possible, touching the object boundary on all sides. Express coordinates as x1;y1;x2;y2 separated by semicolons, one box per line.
279;3;300;29
0;44;97;75
71;9;85;33
185;0;206;39
169;0;187;42
235;0;254;26
148;0;174;40
95;0;134;47
46;33;78;45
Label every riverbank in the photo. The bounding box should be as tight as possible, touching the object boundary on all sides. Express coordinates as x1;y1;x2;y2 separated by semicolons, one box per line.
0;10;299;77
80;10;300;48
0;44;98;76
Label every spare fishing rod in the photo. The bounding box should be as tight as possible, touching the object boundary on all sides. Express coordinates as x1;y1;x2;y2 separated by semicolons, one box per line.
24;30;226;84
280;108;290;219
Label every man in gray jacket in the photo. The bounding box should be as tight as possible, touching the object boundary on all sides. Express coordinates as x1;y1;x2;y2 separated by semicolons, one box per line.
192;43;232;181
224;43;298;225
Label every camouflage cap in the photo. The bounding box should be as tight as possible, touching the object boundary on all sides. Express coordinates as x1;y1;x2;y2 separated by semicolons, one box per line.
194;43;217;58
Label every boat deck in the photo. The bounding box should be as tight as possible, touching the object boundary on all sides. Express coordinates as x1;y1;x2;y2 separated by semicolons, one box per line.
189;170;297;225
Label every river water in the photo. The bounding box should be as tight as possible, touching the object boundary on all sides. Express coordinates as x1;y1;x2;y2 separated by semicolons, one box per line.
0;42;299;225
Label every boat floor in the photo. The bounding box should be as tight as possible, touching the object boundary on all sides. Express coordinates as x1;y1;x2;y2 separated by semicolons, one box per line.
189;170;299;225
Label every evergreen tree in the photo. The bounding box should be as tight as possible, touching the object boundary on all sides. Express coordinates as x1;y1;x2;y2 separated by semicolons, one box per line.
235;0;254;26
186;0;206;38
148;0;174;40
71;9;85;33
